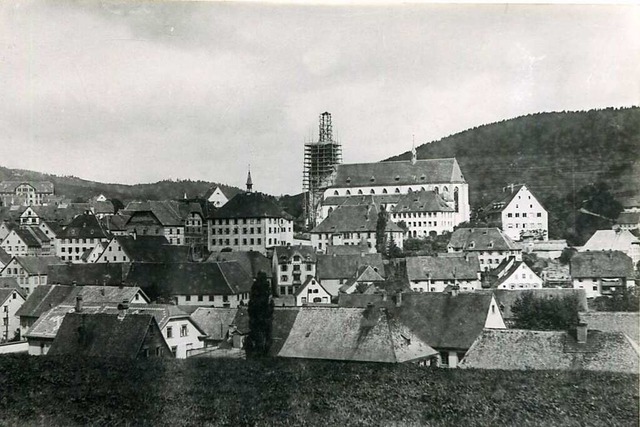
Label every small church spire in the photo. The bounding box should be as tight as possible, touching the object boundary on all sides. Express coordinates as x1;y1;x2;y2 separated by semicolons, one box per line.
246;165;253;193
411;135;417;165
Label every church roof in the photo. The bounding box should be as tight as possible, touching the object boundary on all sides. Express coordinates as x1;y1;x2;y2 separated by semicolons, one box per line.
392;190;454;213
330;158;465;188
311;204;403;234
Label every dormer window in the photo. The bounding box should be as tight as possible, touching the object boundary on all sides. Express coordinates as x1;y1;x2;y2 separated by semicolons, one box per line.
420;175;426;180
370;176;375;183
488;241;494;248
394;175;400;181
346;177;351;184
469;241;475;249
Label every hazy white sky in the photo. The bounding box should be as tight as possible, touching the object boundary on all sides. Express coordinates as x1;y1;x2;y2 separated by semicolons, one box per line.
1;1;638;195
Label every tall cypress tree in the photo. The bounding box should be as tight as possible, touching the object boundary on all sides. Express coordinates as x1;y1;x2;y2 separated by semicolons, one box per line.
246;271;273;357
376;205;388;254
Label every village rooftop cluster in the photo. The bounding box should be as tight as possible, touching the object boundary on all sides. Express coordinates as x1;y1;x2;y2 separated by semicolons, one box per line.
0;112;638;371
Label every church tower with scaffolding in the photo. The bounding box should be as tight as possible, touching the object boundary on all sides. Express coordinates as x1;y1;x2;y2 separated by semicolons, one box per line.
303;112;342;228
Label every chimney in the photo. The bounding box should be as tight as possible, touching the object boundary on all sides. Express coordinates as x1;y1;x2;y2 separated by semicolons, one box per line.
577;322;588;344
450;285;460;297
100;287;105;296
75;295;83;313
396;292;403;307
117;300;129;319
72;281;77;287
131;229;137;240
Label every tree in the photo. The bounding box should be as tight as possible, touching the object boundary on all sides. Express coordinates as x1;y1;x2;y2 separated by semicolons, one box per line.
591;287;639;312
558;247;577;265
511;292;580;330
246;271;273;357
375;206;388;254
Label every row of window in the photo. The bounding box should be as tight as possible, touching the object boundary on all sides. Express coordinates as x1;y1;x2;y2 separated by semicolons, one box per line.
506;212;543;218
213;218;288;226
211;238;263;246
331;186;460;196
183;292;249;302
280;274;313;283
212;227;262;235
279;264;313;272
166;324;189;338
506;223;544;229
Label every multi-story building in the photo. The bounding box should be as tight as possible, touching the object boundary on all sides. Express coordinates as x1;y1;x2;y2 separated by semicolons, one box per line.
56;211;111;262
208;192;294;255
0;181;54;206
580;229;640;265
0;228;51;257
489;256;543;290
571;251;636;298
447;227;522;271
0;286;25;342
319;153;470;227
272;245;317;296
483;184;548;241
310;203;404;253
405;253;482;293
0;256;62;296
390;190;456;237
123;201;185;246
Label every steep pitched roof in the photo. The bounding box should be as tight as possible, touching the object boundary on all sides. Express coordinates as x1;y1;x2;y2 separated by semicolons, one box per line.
490;258;540;289
294;277;332;298
14;256;63;275
207;251;272;277
0;287;24;304
124;200;185;226
311;204;403;234
125;303;203;332
213;192;291;220
48;263;128;286
109;235;189;263
190;307;239;341
125;262;253;296
579;312;640;345
331;158;465;188
581;230;639;252
273;245;317;263
487;289;588;320
322;194;402;207
99;214;129;232
15;284;75;318
570;251;635;279
482;185;545;214
405;254;480;281
392;190;454;213
48;313;164;358
277;307;437;363
459;329;639;373
57;212;110;239
316;253;385;280
0;247;12;266
325;244;371;256
0;277;21;291
0;181;54;193
59;285;149;306
13;229;42;248
448;227;520;252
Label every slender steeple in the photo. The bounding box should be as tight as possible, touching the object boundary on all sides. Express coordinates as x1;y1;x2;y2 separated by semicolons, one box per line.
246;165;253;193
411;135;417;165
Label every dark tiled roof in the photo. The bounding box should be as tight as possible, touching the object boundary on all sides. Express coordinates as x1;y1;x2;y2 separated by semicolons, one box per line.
316;253;385;280
41;221;64;236
29;227;50;243
459;329;638;373
579;312;640;345
273;245;317;263
392;190;454;213
15;256;63;275
0;181;54;193
325;244;371;256
481;185;544;214
311;204;403;234
124;201;184;226
190;307;240;341
0;287;25;304
14;229;42;248
207;250;272;277
570;251;635;279
57;212;110;239
48;313;167;358
111;235;189;263
322;194;402;207
60;285;148;306
100;215;129;232
15;284;75;318
48;263;128;286
448;227;520;252
617;211;640;224
405;254;480;281
90;200;115;215
0;277;20;291
331;158;465;188
338;293;386;307
0;247;11;266
125;262;253;297
213;192;292;220
277;307;437;363
486;289;588;320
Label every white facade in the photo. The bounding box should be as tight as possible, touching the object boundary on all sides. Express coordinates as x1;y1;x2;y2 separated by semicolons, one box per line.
0;230;31;257
391;210;455;237
0;258;48;296
296;278;332;305
498;186;548;241
410;278;481;293
207;187;229;208
494;262;543;290
175;292;250;308
1;290;25;342
209;217;293;255
57;236;110;263
163;318;204;359
95;238;130;263
310;230;403;253
572;278;636;299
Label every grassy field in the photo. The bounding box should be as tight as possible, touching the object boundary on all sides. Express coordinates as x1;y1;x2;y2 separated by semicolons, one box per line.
0;355;637;426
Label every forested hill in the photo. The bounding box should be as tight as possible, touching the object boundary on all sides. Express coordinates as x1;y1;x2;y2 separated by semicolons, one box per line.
386;107;640;209
0;166;243;204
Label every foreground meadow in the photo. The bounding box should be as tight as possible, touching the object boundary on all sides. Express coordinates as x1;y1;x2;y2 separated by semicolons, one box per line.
0;355;637;426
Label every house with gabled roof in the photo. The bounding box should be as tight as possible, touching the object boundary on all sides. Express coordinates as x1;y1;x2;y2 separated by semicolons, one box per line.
316;253;385;296
447;227;522;271
271;245;317;297
15;284;76;335
579;312;639;347
321;157;470;227
483;184;548;241
580;229;640;265
204;186;240;208
390;190;456;237
0;220;18;242
310;203;403;253
190;307;250;349
0;286;26;342
319;194;402;223
488;256;543;290
94;234;188;264
56;211;111;263
176;201;206;247
405;253;481;293
47;263;129;287
48;312;172;359
208;192;294;255
123;201;185;246
570;251;636;298
208;250;272;282
459;325;639;374
0;228;49;257
125;262;252;308
0;247;11;270
276;306;438;364
294;277;332;305
0;181;54;206
0;255;63;296
339;265;386;294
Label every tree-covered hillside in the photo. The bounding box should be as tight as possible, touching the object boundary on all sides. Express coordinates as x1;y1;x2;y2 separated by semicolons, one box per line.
387;107;640;209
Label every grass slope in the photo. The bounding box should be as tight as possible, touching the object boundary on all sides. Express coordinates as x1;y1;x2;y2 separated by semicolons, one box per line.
0;355;637;426
387;107;640;208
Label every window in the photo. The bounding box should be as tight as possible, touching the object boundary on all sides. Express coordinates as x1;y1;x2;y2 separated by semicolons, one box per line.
281;275;288;282
185;295;191;302
180;325;188;337
167;327;173;338
198;295;204;302
537;212;542;217
171;346;177;356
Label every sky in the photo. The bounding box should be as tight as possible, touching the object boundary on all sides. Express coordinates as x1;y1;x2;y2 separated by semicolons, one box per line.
0;1;638;196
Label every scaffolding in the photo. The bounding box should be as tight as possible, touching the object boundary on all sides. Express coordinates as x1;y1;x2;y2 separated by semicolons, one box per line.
303;112;342;228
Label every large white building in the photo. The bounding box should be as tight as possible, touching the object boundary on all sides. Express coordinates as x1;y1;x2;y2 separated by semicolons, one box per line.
484;184;548;241
448;227;522;271
319;156;470;227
